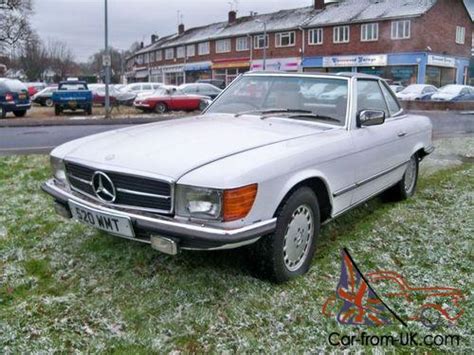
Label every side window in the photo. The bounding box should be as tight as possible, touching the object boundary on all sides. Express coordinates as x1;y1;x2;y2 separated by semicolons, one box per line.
380;83;402;116
357;80;389;117
460;88;469;95
142;84;152;90
130;85;140;92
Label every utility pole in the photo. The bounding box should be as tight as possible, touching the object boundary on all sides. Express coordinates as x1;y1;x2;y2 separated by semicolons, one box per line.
104;0;111;118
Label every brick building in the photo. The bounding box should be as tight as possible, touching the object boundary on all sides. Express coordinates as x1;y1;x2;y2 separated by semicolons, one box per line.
126;0;472;87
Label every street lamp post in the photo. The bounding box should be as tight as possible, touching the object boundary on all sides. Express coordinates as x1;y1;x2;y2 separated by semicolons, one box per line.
104;0;111;118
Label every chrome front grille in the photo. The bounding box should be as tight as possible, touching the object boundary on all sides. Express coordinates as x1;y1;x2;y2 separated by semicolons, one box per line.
65;162;173;214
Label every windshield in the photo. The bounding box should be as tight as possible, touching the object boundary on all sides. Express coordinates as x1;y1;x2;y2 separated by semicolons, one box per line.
401;85;424;94
439;85;462;94
60;83;88;90
206;75;348;126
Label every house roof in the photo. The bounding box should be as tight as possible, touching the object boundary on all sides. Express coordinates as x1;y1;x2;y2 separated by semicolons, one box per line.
131;0;441;56
463;0;474;21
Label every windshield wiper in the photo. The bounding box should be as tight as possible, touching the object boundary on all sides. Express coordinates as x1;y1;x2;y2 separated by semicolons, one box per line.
234;108;313;118
286;113;341;123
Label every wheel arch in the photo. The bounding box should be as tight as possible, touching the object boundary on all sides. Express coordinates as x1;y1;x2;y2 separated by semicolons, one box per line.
274;172;333;223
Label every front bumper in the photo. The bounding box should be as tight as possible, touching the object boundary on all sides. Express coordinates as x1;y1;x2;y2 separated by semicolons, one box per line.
41;179;276;252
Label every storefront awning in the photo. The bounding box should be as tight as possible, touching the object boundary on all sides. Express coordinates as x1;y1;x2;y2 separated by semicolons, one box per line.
185;62;212;72
135;70;149;79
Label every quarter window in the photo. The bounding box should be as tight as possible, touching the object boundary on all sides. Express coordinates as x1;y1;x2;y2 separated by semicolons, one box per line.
308;28;323;45
198;42;210;55
216;39;231;53
391;20;411;39
456;26;466;44
165;48;174;60
361;23;379;42
236;37;249;51
357;80;389;117
380;83;401;116
254;34;269;49
333;26;350;43
275;32;295;47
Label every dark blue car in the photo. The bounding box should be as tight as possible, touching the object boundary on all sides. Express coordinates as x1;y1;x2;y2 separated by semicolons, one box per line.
0;79;31;118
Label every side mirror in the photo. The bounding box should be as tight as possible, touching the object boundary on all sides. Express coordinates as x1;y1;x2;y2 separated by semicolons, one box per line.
357;110;386;127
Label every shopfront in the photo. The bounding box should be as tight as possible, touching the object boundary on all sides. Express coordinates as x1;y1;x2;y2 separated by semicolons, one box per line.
133;68;149;83
303;52;470;86
150;67;163;83
212;58;250;86
184;61;212;83
251;57;301;72
162;65;185;85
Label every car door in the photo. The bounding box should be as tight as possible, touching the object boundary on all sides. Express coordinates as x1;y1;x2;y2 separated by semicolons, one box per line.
351;79;411;204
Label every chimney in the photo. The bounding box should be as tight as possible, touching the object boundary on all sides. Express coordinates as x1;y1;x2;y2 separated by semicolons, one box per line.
151;34;158;43
140;41;144;49
178;23;185;35
314;0;325;9
228;10;237;24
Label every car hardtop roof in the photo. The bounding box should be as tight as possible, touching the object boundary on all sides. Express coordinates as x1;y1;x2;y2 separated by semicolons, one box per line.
243;70;383;80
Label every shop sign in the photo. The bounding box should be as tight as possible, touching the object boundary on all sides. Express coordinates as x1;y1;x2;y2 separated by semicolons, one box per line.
212;61;250;70
185;62;212;72
427;55;456;68
251;57;300;71
162;65;184;73
323;55;387;68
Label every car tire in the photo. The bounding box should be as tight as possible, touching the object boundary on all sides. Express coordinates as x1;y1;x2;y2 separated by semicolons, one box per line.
382;154;419;202
86;106;92;116
45;99;54;107
0;106;6;118
155;102;167;114
250;187;320;283
13;110;27;118
54;105;61;116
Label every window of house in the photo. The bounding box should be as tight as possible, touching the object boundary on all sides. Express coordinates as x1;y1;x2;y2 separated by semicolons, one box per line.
149;51;155;63
456;26;466;44
333;26;350;43
308;28;323;45
391;20;411;40
254;34;269;49
165;48;174;60
186;44;195;57
275;31;295;47
155;50;162;61
361;23;379;42
177;46;185;59
198;42;210;55
236;37;249;51
216;39;231;53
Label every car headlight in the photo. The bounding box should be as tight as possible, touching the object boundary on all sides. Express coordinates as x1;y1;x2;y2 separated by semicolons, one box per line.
50;156;67;187
176;184;258;221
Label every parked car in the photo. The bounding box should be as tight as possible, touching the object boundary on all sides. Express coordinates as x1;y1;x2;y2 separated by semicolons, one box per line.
389;85;405;93
42;72;433;282
430;85;474;102
25;82;46;96
90;85;136;106
52;80;93;116
179;83;222;99
197;79;226;89
123;82;163;97
134;86;210;113
0;78;31;118
32;86;57;107
396;84;438;101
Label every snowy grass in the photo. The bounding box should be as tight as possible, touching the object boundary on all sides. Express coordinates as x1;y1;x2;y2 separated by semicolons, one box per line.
0;138;472;352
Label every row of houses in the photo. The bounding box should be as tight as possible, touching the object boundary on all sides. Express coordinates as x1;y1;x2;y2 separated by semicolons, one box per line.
125;0;473;88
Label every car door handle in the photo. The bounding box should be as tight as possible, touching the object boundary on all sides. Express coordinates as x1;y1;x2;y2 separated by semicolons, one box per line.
397;131;407;137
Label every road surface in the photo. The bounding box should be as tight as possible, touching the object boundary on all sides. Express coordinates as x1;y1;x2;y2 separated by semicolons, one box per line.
0;112;472;156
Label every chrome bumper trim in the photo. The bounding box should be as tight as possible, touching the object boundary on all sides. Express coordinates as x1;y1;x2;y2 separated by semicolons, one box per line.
42;179;276;245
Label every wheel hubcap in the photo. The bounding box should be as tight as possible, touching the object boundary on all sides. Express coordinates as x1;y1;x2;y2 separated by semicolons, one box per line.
404;157;417;193
283;204;314;272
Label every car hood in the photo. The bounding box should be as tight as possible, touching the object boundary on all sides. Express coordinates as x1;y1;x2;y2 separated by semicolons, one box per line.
431;93;456;101
56;113;326;180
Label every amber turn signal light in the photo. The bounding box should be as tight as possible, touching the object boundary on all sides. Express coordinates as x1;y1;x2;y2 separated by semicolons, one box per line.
223;184;258;222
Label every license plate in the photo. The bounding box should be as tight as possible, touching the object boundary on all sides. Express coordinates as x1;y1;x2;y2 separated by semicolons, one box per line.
19;94;26;100
69;200;135;238
68;100;77;107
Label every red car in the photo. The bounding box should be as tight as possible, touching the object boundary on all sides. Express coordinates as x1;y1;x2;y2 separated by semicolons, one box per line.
26;82;46;97
134;86;210;113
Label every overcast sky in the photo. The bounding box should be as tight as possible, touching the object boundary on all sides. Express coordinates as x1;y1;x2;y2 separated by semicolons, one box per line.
31;0;310;62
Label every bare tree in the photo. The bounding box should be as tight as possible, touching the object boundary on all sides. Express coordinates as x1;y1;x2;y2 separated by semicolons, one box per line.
0;0;33;53
46;39;75;80
17;32;48;80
